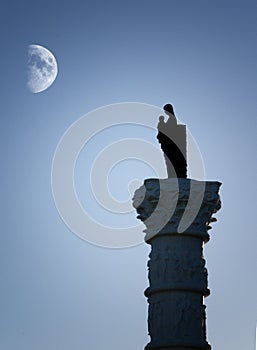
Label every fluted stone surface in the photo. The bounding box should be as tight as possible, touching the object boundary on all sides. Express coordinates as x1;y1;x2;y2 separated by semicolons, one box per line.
132;178;221;350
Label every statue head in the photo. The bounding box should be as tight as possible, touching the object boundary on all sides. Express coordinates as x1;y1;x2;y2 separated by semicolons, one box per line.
163;104;175;116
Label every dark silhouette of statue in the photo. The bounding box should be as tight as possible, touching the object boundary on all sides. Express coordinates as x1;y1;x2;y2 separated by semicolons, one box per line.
157;104;187;178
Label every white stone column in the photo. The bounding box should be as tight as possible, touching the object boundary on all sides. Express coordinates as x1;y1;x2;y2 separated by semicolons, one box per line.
133;178;221;350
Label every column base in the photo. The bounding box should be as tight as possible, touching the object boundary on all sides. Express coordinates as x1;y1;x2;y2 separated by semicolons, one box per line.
145;341;211;350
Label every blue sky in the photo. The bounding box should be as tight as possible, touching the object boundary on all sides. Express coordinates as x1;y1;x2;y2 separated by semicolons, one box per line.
1;0;257;349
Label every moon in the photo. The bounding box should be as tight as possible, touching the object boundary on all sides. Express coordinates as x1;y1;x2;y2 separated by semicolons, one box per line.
27;44;58;93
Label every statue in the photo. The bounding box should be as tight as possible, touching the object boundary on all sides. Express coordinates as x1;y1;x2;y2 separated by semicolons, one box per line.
157;104;187;178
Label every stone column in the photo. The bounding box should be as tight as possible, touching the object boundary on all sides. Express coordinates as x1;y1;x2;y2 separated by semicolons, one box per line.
133;178;221;350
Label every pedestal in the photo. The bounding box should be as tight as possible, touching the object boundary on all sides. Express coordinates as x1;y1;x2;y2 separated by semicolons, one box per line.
132;178;221;350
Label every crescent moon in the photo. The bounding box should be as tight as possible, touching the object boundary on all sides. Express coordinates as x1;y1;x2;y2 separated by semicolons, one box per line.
27;44;58;93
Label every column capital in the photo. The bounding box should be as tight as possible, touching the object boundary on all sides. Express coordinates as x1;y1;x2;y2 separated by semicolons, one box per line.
132;178;221;243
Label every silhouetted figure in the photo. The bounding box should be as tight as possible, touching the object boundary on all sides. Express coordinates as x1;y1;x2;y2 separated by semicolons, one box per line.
157;104;187;178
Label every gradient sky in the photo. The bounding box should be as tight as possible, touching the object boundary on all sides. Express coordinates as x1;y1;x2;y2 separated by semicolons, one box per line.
1;0;257;349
